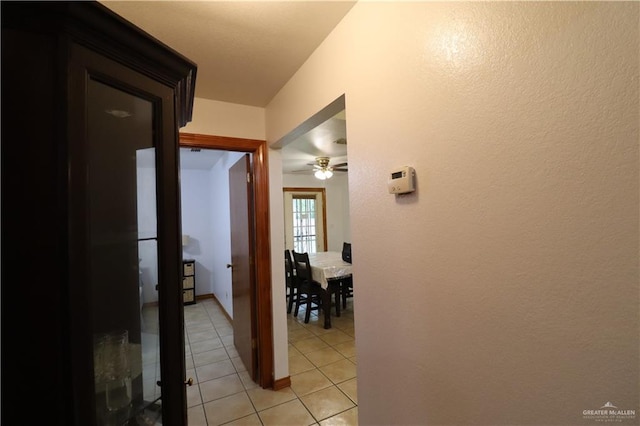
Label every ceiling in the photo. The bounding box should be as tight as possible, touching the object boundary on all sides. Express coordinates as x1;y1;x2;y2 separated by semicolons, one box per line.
177;106;347;173
102;1;354;174
101;1;356;108
279;110;347;174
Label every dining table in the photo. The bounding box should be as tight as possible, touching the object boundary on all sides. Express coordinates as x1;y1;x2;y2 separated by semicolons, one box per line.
307;251;352;329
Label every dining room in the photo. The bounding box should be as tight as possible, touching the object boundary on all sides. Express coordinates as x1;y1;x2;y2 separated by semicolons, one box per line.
280;105;358;423
280;106;353;327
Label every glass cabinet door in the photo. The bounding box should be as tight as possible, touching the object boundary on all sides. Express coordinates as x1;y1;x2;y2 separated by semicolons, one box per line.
88;79;165;425
1;4;194;425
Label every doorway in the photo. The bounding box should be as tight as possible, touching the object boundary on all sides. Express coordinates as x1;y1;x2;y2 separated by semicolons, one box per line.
276;97;358;423
179;133;274;389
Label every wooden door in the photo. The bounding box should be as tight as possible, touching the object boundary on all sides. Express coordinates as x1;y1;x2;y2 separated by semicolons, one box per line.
229;154;257;380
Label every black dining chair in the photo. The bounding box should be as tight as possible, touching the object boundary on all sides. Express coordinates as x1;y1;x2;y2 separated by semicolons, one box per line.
341;242;352;264
341;242;353;308
291;251;324;323
285;249;297;314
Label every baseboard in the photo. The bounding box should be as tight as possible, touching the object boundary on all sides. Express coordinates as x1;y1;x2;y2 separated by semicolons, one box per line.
142;294;210;309
200;293;233;324
273;376;291;391
195;293;215;301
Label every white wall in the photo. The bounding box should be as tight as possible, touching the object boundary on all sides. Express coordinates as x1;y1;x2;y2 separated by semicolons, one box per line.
269;150;288;383
267;2;639;425
206;151;245;316
283;172;351;251
182;97;265;140
180;168;215;298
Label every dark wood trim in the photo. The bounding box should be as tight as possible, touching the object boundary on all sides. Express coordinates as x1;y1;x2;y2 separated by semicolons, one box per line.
283;187;328;251
1;2;196;126
179;132;274;389
2;4;195;424
180;133;265;152
273;376;291;391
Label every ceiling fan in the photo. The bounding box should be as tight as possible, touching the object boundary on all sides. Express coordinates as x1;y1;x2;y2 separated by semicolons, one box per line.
298;156;348;180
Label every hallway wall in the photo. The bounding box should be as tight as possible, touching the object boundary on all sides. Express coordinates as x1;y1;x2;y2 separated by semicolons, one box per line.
266;2;639;424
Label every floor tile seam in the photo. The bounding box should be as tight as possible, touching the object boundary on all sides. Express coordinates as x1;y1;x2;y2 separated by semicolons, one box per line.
339;390;358;406
220;412;265;426
191;344;226;355
188;335;223;345
288;370;335;399
322;405;358;423
185;317;211;324
194;370;239;384
242;389;264;419
193;357;233;369
191;346;231;358
255;402;317;426
321;374;356;387
192;380;207;411
296;347;349;369
186;329;217;338
252;394;313;419
299;385;357;422
296;390;326;424
186;322;217;331
317;339;356;357
331;379;358;402
194;366;236;381
230;360;248;375
200;401;212;426
185;351;196;368
199;387;247;406
189;336;225;347
302;344;350;360
198;358;233;368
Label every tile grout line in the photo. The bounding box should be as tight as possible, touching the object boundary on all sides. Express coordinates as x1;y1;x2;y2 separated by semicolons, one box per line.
186;300;356;425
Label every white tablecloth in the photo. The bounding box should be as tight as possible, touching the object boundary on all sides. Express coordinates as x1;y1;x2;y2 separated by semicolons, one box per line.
307;251;352;289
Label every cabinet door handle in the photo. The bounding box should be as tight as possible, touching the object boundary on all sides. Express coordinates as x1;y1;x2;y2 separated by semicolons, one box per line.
185;377;193;387
226;263;234;268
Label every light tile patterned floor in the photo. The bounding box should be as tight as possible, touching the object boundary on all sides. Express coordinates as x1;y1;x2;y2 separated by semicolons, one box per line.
185;298;357;425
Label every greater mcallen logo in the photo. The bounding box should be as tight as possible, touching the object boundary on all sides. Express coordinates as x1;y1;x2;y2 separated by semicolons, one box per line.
583;402;636;422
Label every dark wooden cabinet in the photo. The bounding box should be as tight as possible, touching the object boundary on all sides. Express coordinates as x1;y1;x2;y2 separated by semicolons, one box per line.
2;3;196;425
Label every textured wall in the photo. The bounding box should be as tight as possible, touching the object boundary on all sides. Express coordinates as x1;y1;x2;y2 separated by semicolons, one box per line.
182;97;265;139
267;2;639;424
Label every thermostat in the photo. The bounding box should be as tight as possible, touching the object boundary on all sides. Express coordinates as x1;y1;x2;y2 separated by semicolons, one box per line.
388;166;415;194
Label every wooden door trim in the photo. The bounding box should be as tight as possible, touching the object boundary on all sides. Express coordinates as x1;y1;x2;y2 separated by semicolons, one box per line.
283;187;328;251
179;132;274;389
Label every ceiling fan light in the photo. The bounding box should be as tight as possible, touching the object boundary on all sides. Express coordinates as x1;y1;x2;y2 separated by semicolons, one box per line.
324;170;333;179
315;170;327;180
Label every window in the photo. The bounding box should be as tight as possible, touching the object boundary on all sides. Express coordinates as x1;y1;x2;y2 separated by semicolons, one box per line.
292;195;317;253
283;188;326;253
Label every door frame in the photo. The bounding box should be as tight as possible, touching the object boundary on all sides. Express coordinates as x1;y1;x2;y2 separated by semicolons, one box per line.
179;132;274;389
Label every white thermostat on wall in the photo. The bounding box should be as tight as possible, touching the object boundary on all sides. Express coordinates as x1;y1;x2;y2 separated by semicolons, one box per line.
388;166;415;194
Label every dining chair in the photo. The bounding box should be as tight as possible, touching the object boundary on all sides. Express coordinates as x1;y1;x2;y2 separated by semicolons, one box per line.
341;242;352;263
341;242;353;308
291;251;325;323
285;249;297;314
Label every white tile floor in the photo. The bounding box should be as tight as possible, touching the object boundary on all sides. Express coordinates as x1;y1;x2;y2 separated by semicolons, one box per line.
183;297;358;425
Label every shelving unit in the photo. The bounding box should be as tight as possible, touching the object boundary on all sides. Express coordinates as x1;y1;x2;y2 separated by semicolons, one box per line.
183;259;196;305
